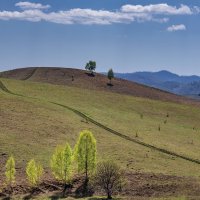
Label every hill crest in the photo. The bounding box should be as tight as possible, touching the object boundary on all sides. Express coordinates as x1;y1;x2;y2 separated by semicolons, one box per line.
0;67;198;105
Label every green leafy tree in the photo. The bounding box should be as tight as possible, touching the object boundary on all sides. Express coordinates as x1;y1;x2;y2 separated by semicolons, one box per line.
107;68;114;85
5;156;16;189
26;159;43;187
94;161;124;199
50;143;73;185
85;61;96;75
74;130;97;185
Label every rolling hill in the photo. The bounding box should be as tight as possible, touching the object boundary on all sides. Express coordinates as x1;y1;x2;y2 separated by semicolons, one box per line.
1;67;200;199
0;67;199;105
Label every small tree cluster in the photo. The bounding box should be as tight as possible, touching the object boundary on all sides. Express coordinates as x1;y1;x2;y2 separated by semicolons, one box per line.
84;61;115;86
2;130;123;199
50;130;97;194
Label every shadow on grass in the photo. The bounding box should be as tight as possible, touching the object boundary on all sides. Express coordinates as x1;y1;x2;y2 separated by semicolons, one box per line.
2;197;11;200
23;188;46;200
48;196;121;200
85;72;95;77
107;83;113;87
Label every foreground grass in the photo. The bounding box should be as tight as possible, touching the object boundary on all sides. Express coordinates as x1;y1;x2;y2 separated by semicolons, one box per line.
1;78;200;178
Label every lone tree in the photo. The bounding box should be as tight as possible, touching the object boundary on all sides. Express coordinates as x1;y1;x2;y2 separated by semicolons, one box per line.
74;130;96;189
85;61;96;75
107;68;114;85
50;143;73;193
94;161;123;199
5;156;16;190
26;159;44;187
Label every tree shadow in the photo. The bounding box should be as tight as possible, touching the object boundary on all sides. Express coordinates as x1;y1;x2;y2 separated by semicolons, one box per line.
85;72;95;77
49;192;62;200
74;181;94;198
1;197;11;200
107;83;113;87
23;188;45;200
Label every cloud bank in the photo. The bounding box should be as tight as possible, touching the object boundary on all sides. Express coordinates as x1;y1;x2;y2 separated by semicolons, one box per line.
0;2;198;25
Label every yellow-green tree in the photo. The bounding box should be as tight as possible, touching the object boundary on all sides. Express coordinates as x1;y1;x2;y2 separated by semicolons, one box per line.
5;156;16;188
26;159;43;187
74;130;96;184
50;143;73;186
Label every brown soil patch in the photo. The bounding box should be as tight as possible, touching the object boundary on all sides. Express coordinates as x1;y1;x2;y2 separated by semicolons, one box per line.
123;172;200;198
0;171;200;199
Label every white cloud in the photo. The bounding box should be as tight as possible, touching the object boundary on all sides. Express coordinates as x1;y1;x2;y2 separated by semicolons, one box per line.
0;2;198;25
0;9;135;25
15;2;50;10
121;4;192;15
167;24;186;32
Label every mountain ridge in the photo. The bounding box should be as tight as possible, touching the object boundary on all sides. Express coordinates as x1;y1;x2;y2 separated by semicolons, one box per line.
115;70;200;97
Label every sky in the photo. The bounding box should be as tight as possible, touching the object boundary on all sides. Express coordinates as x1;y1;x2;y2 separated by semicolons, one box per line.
0;0;200;75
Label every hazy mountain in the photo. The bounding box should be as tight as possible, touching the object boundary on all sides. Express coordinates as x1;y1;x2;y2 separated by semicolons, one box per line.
115;70;200;97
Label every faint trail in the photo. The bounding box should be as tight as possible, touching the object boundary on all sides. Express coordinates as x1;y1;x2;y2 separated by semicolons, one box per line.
1;80;200;165
0;80;12;93
22;68;37;80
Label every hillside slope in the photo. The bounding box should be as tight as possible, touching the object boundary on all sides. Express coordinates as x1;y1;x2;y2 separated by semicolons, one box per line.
1;78;200;171
0;67;198;105
1;77;200;198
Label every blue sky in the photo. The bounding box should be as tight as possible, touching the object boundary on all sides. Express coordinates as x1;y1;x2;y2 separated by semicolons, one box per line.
0;0;200;75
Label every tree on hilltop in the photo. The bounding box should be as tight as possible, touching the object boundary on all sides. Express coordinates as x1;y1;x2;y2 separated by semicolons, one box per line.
107;68;114;86
85;61;96;75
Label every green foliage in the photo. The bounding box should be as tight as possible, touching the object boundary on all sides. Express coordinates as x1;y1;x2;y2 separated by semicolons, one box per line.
50;143;73;184
85;61;96;74
5;156;16;186
26;159;43;187
107;68;114;84
74;130;97;180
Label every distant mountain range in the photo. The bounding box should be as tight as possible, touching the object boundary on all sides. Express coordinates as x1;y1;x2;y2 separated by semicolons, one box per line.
115;70;200;98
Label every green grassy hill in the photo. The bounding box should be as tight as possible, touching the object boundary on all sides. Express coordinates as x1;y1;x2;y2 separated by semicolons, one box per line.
1;77;200;175
1;68;200;199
